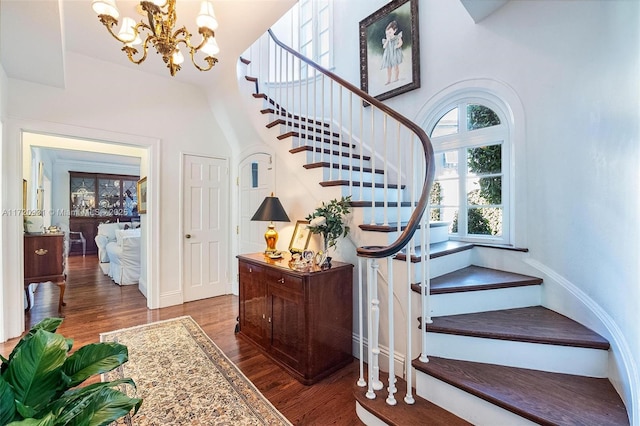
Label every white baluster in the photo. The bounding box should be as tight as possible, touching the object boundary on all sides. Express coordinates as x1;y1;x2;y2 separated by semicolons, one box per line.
370;259;383;391
357;257;366;387
366;258;376;399
386;256;397;405
405;239;415;405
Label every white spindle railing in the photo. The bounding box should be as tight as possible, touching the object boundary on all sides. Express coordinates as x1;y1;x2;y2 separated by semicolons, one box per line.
243;29;435;407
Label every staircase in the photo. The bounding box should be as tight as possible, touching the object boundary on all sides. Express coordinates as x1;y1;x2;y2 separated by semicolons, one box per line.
239;31;630;426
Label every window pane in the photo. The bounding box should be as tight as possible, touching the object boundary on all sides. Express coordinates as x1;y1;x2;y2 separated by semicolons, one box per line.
320;31;330;54
300;3;312;22
122;180;137;216
251;162;258;188
467;144;501;175
319;52;330;68
319;8;329;28
301;22;313;44
467;177;502;205
431;107;458;137
444;208;459;234
435;150;459;178
468;207;502;236
467;104;500;130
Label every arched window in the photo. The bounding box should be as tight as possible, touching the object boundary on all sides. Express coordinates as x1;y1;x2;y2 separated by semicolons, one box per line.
429;100;510;244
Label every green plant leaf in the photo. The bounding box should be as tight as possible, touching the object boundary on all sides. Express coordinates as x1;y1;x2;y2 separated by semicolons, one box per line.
0;376;17;425
54;386;141;426
7;412;55;426
5;319;64;367
62;343;128;388
48;378;137;417
4;329;68;414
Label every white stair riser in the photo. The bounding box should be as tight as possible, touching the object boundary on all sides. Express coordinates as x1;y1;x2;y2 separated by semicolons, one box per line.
318;167;386;185
426;333;609;377
354;227;449;248
344;186;404;203
430;285;542;317
293;150;370;167
429;249;473;279
355;402;390;426
416;373;538;426
351;205;417;224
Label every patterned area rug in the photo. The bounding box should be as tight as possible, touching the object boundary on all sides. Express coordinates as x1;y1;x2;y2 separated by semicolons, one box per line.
100;316;292;425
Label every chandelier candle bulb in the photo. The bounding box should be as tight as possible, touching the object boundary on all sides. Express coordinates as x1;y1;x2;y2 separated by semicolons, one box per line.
91;0;119;19
197;1;218;31
118;17;137;43
201;37;220;56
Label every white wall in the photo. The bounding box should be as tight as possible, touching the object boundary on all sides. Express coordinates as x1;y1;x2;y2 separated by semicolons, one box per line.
331;0;639;420
0;63;7;342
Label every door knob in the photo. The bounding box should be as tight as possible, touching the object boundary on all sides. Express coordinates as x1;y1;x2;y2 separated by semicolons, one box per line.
185;234;192;239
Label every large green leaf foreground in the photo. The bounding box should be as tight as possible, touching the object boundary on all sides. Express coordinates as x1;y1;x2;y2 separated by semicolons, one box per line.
0;318;142;426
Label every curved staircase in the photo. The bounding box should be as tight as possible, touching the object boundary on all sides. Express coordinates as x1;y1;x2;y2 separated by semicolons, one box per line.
238;32;630;425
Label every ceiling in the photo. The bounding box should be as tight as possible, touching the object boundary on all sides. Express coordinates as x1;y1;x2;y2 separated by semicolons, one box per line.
0;0;296;90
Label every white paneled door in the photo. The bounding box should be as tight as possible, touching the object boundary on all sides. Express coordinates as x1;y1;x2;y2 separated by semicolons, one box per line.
183;154;229;302
238;153;275;254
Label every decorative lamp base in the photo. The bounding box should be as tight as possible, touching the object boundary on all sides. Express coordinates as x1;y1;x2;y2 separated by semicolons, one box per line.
264;223;278;253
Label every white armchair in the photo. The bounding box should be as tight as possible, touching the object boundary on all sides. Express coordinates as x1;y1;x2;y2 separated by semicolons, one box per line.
106;228;141;286
95;222;140;264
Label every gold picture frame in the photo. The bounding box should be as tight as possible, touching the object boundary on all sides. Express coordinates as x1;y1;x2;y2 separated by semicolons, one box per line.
289;220;311;253
137;177;147;214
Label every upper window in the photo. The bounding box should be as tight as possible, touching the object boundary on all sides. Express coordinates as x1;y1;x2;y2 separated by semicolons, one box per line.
299;0;332;69
429;102;510;244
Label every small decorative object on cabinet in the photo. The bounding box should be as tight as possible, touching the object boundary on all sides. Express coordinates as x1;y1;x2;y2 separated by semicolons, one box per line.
24;233;66;313
237;252;353;385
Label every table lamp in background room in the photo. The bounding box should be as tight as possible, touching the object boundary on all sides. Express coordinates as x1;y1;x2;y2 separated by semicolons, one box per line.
250;193;290;254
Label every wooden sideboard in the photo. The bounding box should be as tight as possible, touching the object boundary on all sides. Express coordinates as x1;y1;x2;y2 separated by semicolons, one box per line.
237;253;354;385
24;234;66;313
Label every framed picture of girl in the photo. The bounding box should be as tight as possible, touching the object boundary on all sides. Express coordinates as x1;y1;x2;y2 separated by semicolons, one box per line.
359;0;420;101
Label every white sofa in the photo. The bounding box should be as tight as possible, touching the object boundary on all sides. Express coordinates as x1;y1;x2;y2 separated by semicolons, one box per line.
105;228;141;285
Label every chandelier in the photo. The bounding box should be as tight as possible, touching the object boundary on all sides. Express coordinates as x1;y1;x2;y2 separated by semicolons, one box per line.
91;0;220;76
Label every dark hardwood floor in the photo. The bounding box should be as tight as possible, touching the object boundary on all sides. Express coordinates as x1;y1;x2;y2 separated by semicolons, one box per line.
2;256;364;426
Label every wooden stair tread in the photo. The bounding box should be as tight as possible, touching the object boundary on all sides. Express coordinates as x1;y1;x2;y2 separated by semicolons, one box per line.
426;306;610;349
415;265;542;294
413;357;629;426
354;371;470;426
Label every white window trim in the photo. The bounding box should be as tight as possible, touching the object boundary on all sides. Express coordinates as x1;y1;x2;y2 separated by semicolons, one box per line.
417;81;524;246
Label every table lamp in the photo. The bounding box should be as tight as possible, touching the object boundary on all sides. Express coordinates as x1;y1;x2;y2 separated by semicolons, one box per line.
250;193;290;254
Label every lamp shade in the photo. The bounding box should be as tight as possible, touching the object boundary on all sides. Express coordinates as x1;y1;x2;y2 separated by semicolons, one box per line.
251;195;290;222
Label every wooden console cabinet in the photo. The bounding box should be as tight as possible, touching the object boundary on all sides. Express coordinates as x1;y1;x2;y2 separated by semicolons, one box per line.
24;234;66;313
237;253;354;385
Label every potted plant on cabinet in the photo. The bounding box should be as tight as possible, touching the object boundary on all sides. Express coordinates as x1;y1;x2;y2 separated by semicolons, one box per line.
306;196;352;267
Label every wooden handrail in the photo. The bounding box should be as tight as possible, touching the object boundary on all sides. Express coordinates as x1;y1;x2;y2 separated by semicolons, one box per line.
267;29;435;259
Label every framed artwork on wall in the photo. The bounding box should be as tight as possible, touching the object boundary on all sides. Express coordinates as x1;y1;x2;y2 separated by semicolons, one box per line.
137;177;147;214
359;0;420;102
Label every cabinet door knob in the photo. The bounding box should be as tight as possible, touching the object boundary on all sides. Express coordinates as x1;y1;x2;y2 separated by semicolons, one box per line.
268;317;271;323
185;234;192;239
278;278;285;284
35;249;48;256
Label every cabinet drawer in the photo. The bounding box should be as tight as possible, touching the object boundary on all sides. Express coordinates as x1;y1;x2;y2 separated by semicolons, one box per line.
265;269;303;294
